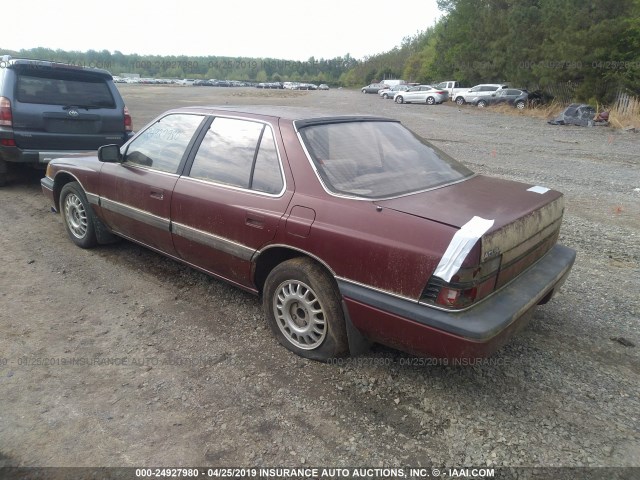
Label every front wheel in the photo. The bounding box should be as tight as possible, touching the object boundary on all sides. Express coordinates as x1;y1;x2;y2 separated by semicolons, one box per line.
60;182;98;248
263;257;349;361
477;100;487;108
382;93;389;99
395;96;404;104
455;97;465;106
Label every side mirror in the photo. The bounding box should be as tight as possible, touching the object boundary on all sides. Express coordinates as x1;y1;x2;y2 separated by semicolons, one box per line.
98;144;123;163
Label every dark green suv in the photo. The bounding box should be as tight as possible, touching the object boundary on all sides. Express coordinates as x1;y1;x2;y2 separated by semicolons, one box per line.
0;55;134;186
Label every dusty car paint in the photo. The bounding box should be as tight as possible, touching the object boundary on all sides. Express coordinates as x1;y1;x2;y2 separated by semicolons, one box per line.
42;106;576;360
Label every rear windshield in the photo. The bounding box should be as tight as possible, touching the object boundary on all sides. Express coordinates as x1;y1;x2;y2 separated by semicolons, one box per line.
298;121;473;199
16;72;115;108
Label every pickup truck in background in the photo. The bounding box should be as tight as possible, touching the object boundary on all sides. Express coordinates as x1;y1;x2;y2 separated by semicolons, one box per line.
434;81;468;103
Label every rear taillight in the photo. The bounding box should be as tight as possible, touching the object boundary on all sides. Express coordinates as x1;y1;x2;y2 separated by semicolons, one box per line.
0;96;12;127
124;106;133;132
421;255;502;309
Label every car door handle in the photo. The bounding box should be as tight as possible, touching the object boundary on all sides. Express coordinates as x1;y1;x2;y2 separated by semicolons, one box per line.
150;189;164;200
245;212;265;229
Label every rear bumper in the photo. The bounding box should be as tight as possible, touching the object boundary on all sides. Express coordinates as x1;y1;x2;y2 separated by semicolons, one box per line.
339;244;576;358
1;132;133;165
8;149;97;164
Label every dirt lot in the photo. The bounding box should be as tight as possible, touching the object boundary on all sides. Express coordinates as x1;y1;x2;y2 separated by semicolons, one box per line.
0;85;639;474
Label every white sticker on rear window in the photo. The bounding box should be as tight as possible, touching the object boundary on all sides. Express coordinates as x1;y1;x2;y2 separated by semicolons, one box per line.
527;186;550;194
433;216;495;283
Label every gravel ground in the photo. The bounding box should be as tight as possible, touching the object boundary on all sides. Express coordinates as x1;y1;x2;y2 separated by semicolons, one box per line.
0;86;638;476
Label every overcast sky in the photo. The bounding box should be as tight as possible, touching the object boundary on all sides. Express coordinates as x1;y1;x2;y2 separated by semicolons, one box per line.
2;0;442;61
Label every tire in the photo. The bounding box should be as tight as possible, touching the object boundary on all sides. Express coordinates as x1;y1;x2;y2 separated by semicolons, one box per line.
426;96;435;105
477;100;487;108
362;89;367;94
263;257;349;361
455;97;465;106
395;95;404;104
60;182;98;248
516;100;526;110
382;93;389;99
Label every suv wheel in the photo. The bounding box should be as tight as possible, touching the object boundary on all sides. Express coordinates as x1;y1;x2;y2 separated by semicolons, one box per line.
477;100;487;108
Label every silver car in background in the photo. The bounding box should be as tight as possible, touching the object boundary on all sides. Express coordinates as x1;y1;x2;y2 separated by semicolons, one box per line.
394;85;449;105
454;84;507;105
380;84;409;99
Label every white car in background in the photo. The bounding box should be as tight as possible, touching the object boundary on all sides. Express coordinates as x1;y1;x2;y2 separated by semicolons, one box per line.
394;85;449;105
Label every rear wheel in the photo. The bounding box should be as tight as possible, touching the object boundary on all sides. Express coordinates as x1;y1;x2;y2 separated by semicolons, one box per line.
60;182;98;248
395;96;404;104
263;257;348;361
516;100;526;110
426;96;436;105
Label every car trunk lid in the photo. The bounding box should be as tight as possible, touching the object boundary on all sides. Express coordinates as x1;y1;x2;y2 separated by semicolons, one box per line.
375;175;565;298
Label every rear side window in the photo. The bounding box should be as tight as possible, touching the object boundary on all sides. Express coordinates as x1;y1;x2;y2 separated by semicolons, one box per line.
16;72;115;108
189;117;284;194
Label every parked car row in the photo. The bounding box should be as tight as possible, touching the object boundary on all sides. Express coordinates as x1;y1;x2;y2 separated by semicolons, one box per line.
194;79;252;87
364;80;551;109
256;82;330;90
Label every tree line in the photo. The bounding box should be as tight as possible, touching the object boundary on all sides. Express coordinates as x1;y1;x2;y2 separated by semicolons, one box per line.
348;0;640;103
0;47;358;85
3;1;639;102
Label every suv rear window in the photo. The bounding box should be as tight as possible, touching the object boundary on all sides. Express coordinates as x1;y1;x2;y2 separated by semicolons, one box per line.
299;121;473;199
16;72;115;108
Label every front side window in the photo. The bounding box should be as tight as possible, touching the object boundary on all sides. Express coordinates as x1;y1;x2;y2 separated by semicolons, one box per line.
125;114;204;173
298;120;473;199
189;117;284;194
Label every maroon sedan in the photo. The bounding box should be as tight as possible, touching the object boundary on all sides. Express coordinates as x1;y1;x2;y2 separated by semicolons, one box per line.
41;106;575;361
